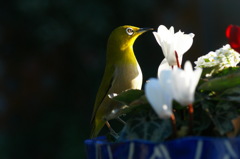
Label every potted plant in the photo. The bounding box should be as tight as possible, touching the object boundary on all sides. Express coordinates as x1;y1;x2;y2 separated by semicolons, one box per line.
85;24;240;159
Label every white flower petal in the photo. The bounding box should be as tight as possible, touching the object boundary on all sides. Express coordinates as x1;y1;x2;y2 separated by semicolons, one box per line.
194;44;240;69
171;61;202;106
169;26;174;34
171;69;192;105
184;61;193;74
157;59;172;78
145;78;173;119
153;25;194;68
189;68;202;94
174;33;194;56
153;32;162;47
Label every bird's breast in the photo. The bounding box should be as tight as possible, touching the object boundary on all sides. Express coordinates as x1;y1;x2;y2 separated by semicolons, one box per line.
111;64;143;93
95;63;142;122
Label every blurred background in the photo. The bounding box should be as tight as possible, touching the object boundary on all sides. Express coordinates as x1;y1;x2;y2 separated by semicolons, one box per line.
0;0;239;158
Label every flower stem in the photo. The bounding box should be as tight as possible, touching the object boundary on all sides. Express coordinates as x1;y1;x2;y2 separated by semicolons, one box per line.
188;104;194;135
170;114;177;137
175;51;181;68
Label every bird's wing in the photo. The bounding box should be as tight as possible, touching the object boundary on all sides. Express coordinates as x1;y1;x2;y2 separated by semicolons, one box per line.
90;64;115;123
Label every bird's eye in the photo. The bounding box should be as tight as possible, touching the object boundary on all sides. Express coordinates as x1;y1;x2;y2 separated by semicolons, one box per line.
126;28;134;35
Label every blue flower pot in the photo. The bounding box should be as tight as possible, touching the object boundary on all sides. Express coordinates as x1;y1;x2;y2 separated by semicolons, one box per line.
85;136;240;159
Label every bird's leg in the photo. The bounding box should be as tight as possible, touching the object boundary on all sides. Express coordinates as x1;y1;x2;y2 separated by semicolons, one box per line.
105;121;119;139
117;117;126;125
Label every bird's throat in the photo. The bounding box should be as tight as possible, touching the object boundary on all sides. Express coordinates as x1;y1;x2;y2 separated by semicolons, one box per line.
111;48;138;66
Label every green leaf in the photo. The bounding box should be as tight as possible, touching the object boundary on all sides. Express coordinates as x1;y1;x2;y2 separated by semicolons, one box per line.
200;66;222;77
213;67;240;77
111;89;146;106
198;70;240;92
200;66;240;78
218;86;240;103
117;109;172;142
107;89;149;120
212;101;238;135
193;87;240;136
192;104;212;135
201;99;238;135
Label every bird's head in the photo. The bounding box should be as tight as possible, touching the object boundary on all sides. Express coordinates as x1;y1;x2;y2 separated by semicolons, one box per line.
108;25;153;51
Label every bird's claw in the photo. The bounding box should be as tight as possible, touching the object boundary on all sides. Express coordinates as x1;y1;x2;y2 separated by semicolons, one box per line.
117;117;126;125
109;128;119;139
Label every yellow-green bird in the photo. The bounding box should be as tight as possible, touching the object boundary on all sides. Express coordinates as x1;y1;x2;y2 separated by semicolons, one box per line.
90;25;152;138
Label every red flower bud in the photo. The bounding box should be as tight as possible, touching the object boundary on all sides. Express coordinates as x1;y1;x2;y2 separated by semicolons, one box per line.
226;25;240;53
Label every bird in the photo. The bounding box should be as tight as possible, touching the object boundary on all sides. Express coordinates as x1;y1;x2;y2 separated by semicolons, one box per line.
90;25;153;138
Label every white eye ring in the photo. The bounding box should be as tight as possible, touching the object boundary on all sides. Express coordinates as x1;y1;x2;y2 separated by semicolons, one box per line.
126;28;134;35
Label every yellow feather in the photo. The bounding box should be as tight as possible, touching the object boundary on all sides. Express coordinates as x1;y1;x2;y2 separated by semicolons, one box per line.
90;25;152;138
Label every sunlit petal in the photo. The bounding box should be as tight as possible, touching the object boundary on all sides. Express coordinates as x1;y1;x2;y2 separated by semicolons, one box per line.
153;25;194;68
157;59;172;78
174;33;194;56
171;61;202;106
145;77;173;119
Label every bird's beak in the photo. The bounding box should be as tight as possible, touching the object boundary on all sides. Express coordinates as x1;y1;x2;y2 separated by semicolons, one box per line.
136;27;154;33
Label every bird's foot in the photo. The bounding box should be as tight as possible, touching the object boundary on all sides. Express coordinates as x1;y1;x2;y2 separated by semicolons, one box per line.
106;121;119;139
117;117;126;125
109;129;119;139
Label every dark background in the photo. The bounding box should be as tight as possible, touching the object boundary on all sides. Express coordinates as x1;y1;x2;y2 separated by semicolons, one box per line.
0;0;239;158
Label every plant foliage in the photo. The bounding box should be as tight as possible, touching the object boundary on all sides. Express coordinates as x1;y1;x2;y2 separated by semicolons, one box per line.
109;67;240;142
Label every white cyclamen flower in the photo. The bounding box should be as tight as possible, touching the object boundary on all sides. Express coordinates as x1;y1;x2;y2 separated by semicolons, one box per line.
153;25;195;74
145;61;202;119
171;61;202;106
195;44;240;69
145;71;173;119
